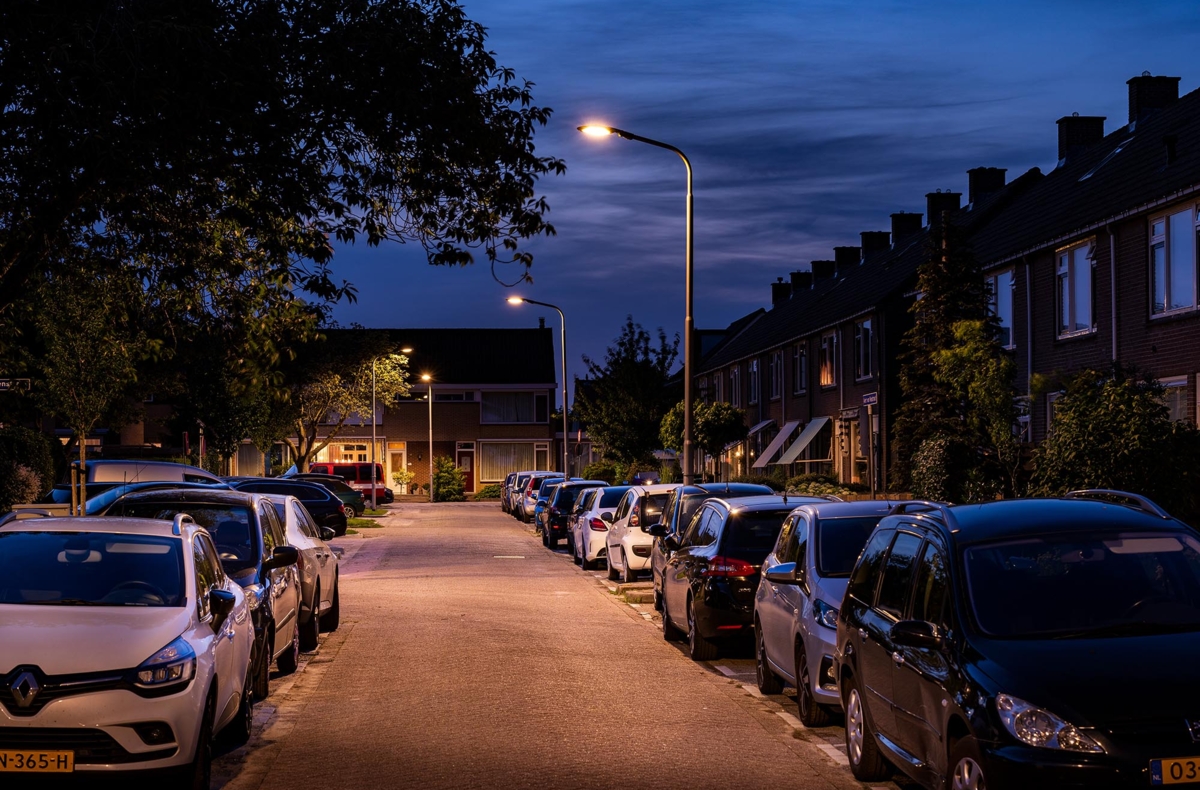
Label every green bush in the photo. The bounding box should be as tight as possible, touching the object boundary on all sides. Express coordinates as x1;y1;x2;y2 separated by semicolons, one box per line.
0;427;57;514
474;483;502;500
432;456;466;502
582;461;618;484
658;462;678;484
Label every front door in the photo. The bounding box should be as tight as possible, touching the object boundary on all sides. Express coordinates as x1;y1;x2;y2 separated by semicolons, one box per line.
388;449;406;493
456;443;475;493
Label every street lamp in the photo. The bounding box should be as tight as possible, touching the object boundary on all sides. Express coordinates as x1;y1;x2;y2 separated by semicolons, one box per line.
508;296;569;477
422;373;433;503
577;124;696;484
370;346;415;510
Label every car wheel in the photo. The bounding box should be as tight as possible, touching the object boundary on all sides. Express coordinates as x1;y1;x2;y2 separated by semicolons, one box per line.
253;634;271;701
299;586;321;652
321;576;340;632
178;688;215;790
755;623;783;694
581;549;596;571
606;549;619;581
795;643;832;726
687;598;718;661
948;736;988;790
662;599;684;642
276;624;299;676
652;576;663;612
222;666;254;747
844;674;891;781
621;550;638;584
546;529;558;548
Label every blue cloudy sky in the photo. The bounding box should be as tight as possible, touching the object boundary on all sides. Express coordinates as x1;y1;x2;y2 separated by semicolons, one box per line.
330;0;1200;396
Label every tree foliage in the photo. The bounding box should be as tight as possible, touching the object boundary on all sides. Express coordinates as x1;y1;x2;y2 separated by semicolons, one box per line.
574;317;679;465
1031;366;1200;525
0;426;58;513
660;400;748;459
432;456;466;502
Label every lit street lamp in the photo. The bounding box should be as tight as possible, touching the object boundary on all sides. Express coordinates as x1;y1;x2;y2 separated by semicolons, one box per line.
370;346;413;510
577;124;696;484
508;297;569;476
422;373;433;503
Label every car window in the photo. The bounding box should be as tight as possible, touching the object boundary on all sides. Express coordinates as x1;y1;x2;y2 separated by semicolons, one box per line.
846;528;895;605
660;492;679;531
695;509;722;547
292;501;320;539
641;494;670;524
183;474;216;484
598;487;629;509
615;492;631;521
875;532;924;620
679;507;708;547
678;493;712;533
721;510;792;554
794;518;810;585
259;503;280;554
774;516;796;560
911;541;951;630
117;502;259;573
193;536;218;619
816;516;889;578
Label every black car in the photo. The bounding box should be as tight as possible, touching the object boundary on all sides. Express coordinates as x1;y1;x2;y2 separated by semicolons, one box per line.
531;476;566;533
288;473;368;516
501;472;517;514
542;480;608;548
100;489;302;702
227;478;350;536
655;494;824;660
836;491;1200;789
650;482;774;613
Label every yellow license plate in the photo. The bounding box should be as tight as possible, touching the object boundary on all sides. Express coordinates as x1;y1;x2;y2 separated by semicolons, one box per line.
0;750;74;772
1153;757;1200;785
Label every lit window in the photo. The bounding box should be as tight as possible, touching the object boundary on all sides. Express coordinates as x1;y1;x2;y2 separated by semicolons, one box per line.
1151;207;1198;315
1056;242;1093;337
988;269;1015;348
819;332;837;388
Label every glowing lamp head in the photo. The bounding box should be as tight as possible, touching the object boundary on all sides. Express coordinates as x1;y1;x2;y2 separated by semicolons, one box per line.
578;125;614;138
421;374;431;382
400;347;413;354
507;297;524;305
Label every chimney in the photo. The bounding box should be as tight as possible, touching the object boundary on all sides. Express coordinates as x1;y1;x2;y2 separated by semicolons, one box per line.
790;270;813;291
833;246;861;269
890;212;923;241
926;191;962;227
811;260;837;282
539;317;545;329
771;277;791;306
860;231;890;261
967;167;1007;204
1057;114;1106;161
1127;73;1181;124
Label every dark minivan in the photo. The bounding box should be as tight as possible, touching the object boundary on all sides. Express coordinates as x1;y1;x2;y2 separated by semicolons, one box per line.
836;492;1200;789
228;478;349;536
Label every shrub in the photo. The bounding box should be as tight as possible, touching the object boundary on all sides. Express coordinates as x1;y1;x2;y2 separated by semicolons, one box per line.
432;456;465;502
582;461;618;484
474;483;502;500
658;462;678;484
0;427;57;514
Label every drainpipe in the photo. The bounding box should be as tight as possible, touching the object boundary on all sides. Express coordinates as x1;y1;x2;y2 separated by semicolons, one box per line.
838;326;845;482
1024;256;1033;396
1109;224;1118;362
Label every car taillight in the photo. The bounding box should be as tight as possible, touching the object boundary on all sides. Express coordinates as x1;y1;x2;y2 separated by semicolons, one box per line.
702;556;758;578
589;518;607;532
631;511;640;527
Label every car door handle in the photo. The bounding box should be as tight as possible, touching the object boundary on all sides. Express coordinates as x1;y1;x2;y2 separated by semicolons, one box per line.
892;651;905;666
858;628;867;640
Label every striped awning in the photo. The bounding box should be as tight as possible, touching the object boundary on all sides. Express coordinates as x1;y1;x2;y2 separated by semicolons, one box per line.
752;420;800;469
775;417;831;465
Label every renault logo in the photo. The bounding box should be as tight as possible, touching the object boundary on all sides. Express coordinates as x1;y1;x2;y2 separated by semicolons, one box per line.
10;671;39;709
1188;720;1200;744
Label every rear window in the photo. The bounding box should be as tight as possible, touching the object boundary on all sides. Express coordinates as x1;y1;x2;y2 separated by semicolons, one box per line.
553;487;587;510
537;478;563;496
598;487;630;508
722;510;793;555
641;494;670;522
116;503;260;573
0;531;185;607
816;516;887;578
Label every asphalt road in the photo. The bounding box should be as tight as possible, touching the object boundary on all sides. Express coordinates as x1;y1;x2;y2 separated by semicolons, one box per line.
214;502;905;790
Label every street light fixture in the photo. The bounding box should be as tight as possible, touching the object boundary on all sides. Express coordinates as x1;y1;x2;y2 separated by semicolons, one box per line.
507;297;570;477
421;373;433;503
577;123;696;484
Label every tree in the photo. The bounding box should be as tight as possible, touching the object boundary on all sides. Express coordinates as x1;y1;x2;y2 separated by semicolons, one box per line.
432;456;466;502
660;401;748;459
1031;366;1200;525
0;0;565;320
575;317;679;465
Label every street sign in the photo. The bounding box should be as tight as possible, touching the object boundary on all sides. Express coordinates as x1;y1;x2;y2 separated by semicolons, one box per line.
862;391;878;406
0;378;31;392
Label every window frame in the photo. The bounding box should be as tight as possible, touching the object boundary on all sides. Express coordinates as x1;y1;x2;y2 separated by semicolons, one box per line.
853;319;873;381
769;350;783;400
1055;239;1096;339
988;268;1016;350
819;331;838;389
1150;204;1199;318
730;366;742;408
713;372;723;403
748;359;760;405
793;343;807;395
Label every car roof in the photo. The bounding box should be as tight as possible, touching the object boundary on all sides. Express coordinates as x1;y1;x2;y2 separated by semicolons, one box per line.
107;488;259;507
558;480;609;489
789;500;897;519
692;482;775;495
706;494;827;512
629;483;680;495
0;515;201;539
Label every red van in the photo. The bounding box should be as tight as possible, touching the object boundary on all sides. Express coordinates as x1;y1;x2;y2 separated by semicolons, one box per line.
309;462;388;501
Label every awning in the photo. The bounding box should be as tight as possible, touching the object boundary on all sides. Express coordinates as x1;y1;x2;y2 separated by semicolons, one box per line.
747;419;774;437
752;420;800;469
774;417;831;465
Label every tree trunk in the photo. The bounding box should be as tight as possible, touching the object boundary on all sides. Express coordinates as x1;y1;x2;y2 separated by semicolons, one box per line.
78;433;87;516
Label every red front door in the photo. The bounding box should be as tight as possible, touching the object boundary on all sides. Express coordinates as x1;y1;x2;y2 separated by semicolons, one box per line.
455;450;475;492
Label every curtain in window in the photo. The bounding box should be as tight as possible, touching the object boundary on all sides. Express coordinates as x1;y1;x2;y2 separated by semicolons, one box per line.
481;392;536;423
480;443;537;482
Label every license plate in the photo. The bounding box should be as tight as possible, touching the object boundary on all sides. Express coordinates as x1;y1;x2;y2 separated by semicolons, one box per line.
1152;757;1200;785
0;750;75;773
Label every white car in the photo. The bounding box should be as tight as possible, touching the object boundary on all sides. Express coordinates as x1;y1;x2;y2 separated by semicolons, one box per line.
0;514;256;786
570;485;630;570
606;484;678;584
262;493;341;651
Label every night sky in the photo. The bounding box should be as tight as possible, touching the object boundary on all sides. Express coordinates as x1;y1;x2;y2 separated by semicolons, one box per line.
330;0;1200;401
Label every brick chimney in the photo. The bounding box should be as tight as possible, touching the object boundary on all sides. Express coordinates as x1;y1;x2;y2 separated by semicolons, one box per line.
771;277;791;306
967;167;1007;204
1127;74;1181;124
926;191;962;227
860;231;890;260
1057;114;1105;161
833;246;861;269
790;270;813;291
811;260;837;282
890;212;923;241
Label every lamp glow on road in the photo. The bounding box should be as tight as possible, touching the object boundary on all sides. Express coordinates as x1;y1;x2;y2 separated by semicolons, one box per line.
506;297;524;305
578;125;613;138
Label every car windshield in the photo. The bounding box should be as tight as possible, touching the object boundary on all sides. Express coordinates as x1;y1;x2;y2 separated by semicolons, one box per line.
598;487;630;508
537;479;563;496
816;516;887;578
965;532;1200;638
643;494;670;521
553;487;587;509
0;531;185;607
723;510;793;555
116;503;260;574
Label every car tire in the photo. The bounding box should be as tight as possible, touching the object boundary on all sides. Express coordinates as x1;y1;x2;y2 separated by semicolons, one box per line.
581;550;597;571
662;600;685;642
947;736;988;790
621;550;638;584
547;529;558;548
795;643;832;727
755;623;784;694
299;586;321;652
252;634;271;701
178;688;215;790
652;576;663;611
276;625;299;676
844;674;891;781
687;598;718;661
606;550;619;581
222;667;254;747
322;576;340;632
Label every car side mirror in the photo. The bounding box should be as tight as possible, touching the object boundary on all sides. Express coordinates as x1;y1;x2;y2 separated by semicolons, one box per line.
764;561;798;585
890;620;945;650
319;526;336;542
263;545;299;571
646;523;668;538
601;512;613;523
640;520;660;534
209;588;236;624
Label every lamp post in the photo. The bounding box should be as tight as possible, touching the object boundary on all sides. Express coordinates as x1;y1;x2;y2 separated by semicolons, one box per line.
577;124;695;484
369;346;413;511
507;297;570;477
422;374;433;503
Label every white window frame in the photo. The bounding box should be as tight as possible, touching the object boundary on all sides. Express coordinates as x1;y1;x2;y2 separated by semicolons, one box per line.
853;319;873;381
819;331;838;388
748;359;759;405
713;372;723;403
1161;375;1188;423
730;366;741;408
1150;204;1199;317
1056;240;1095;339
988;268;1016;350
769;351;783;400
793;343;807;394
1046;391;1063;435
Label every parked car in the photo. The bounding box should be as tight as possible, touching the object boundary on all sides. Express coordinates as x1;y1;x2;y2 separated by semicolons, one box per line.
0;514;255;786
606;484;678;584
226;478;350;537
754;500;894;725
531;476;566;532
37;460;224;512
509;472;538;519
501;472;518;514
836;492;1200;789
288;473;367;517
519;473;560;524
541;480;608;549
571;485;631;570
302;462;387;504
651;482;774;612
655;494;826;660
261;494;341;651
101;489;301;702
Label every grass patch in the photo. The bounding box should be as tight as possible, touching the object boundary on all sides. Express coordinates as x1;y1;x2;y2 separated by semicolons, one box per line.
346;517;383;529
346;528;359;535
362;508;388;517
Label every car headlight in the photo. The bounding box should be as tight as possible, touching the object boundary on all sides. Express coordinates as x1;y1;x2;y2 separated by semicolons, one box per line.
813;599;839;629
134;636;196;690
244;583;265;611
996;694;1104;753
